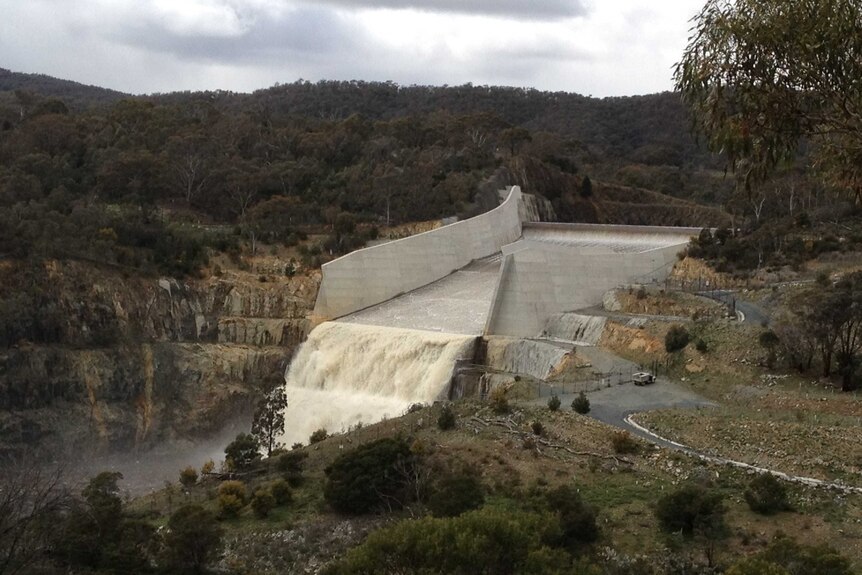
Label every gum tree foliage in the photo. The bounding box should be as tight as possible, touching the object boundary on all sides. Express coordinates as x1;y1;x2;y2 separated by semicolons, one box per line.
252;385;287;456
675;0;862;198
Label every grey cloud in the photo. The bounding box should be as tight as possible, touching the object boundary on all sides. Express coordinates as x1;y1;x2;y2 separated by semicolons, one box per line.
105;6;364;65
308;0;588;20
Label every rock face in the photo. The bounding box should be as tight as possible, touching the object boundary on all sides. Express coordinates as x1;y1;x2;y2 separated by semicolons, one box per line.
0;260;318;459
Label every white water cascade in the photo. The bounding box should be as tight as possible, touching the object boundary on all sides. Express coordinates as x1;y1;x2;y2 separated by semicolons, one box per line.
278;322;477;446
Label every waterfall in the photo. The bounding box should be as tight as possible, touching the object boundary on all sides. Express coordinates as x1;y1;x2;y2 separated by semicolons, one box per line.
542;313;607;345
278;322;476;447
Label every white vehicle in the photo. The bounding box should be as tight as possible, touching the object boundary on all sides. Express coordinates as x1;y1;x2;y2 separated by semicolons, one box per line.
632;372;655;386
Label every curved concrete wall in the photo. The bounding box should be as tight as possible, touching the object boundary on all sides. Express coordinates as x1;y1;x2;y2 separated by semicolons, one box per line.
485;239;689;338
314;186;523;319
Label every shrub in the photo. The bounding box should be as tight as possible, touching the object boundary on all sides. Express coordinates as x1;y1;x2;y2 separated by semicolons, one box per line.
530;421;544;436
201;459;215;475
726;559;789;575
489;387;510;414
277;450;308;487
162;505;222;575
270;479;293;506
437;405;457;430
218;480;247;504
665;325;691;353
324;508;562;575
224;433;260;470
251;489;276;518
571;392;590;414
309;428;329;444
544;485;599;548
695;338;708;353
218;494;244;518
547;394;561;411
427;474;485;518
179;466;198;488
610;431;639;454
324;437;416;514
759;536;853;575
745;474;791;515
655;484;726;538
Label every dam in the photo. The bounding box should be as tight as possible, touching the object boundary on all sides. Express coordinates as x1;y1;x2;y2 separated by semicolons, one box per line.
279;187;699;446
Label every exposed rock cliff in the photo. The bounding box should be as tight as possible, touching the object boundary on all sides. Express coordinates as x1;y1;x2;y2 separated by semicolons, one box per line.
0;260;319;459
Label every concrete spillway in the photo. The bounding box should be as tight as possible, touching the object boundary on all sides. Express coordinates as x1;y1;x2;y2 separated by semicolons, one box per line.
279;322;475;446
339;255;502;335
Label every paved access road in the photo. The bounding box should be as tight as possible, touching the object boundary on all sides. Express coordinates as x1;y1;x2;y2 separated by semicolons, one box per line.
698;290;770;326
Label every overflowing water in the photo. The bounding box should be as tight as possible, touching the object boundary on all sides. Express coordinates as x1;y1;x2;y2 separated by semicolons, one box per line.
542;313;607;345
278;322;476;446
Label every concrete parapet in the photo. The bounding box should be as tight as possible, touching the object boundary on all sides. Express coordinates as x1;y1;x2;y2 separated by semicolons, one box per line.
314;186;524;319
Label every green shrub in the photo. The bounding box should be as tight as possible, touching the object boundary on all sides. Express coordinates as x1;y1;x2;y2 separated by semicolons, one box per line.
224;433;260;470
276;450;308;486
571;392;590;414
437;405;457;430
530;421;545;436
162;505;223;575
218;480;247;504
544;484;599;548
179;466;198;488
610;431;639;454
655;484;726;538
324;437;416;514
270;479;293;506
324;508;562;575
251;489;276;518
758;536;853;575
665;325;690;353
726;559;789;575
218;494;244;518
427;474;485;518
744;474;791;515
695;338;708;353
309;428;329;444
547;394;561;411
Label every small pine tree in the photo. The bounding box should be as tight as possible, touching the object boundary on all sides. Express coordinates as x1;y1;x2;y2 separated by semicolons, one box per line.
571;391;590;414
437;405;457;430
531;421;544;436
547;394;561;411
580;175;593;198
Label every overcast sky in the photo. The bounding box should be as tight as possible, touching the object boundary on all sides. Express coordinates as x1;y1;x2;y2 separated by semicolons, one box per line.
0;0;706;97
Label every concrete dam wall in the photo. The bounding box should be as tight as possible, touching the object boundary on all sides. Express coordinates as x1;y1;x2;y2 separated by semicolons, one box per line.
484;224;697;338
313;186;524;320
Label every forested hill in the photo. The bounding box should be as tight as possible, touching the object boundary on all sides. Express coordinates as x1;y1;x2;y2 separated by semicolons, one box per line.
0;68;128;111
0;72;732;285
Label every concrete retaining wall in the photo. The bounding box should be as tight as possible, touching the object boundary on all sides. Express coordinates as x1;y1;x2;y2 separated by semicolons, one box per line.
314;186;523;319
485;240;688;338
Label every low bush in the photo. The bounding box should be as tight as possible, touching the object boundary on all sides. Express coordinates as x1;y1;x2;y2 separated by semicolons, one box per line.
665;325;690;353
427;474;485;518
744;474;791;515
547;394;561;411
544;484;599;548
655;484;726;538
530;421;545;436
437;405;457;430
270;479;293;506
695;338;708;353
218;481;247;504
218;494;244;518
224;433;260;470
324;437;416;514
489;387;510;414
610;431;639;454
251;489;276;518
179;466;198;488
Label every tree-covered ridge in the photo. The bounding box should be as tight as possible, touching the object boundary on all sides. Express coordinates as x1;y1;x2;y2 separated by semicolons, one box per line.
0;68;128;112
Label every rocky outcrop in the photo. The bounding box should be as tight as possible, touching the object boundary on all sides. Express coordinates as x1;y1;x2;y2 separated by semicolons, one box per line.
0;260;318;459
